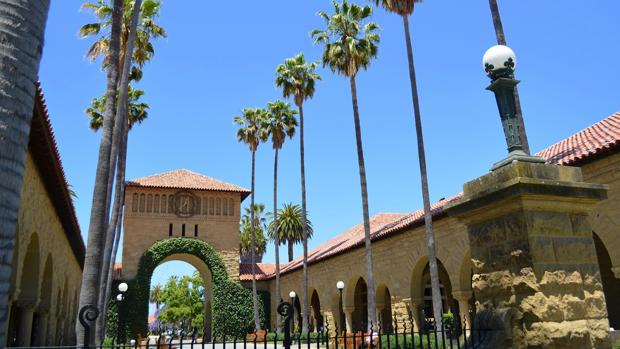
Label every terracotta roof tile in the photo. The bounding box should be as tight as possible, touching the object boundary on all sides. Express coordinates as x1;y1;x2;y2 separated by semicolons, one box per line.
126;169;250;198
239;263;277;281
537;112;620;165
238;111;620;281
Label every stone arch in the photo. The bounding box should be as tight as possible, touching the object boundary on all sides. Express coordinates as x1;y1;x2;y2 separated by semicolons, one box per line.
19;232;40;304
593;232;620;329
330;292;344;332
309;289;323;332
375;284;393;333
124;237;256;339
590;211;620;270
346;276;368;332
410;256;455;321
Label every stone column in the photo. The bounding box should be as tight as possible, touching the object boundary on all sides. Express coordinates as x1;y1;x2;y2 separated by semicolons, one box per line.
612;266;620;280
34;309;50;346
16;301;36;347
343;307;354;333
446;161;611;348
451;291;472;330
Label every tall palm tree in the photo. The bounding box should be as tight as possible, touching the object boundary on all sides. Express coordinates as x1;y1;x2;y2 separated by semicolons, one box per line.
0;0;50;344
234;108;269;331
275;53;321;334
240;204;268;263
75;0;125;345
268;203;314;262
265;100;297;332
312;0;380;331
86;85;149;130
371;0;443;328
487;0;530;154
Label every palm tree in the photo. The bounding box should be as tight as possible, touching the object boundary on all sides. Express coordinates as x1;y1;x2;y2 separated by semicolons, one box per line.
312;0;380;331
75;0;125;345
240;204;268;263
86;85;149;130
150;284;163;311
268;203;314;262
487;0;530;154
275;54;321;334
0;0;50;344
234;108;269;331
371;0;443;328
265;100;297;331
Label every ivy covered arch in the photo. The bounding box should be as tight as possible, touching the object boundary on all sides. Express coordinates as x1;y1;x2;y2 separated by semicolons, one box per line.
120;237;262;338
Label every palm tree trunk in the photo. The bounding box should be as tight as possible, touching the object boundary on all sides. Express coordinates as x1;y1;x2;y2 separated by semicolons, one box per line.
299;104;310;334
0;1;50;345
402;13;443;329
95;117;129;343
488;0;530;154
76;0;124;345
288;238;294;262
250;150;261;330
348;76;377;330
100;203;123;341
273;148;282;333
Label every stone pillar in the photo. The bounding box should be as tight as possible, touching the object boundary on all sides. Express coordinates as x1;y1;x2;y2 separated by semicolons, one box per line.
446;162;611;349
407;298;423;332
451;291;472;330
612;266;620;280
343;307;354;333
16;301;36;347
34;310;50;346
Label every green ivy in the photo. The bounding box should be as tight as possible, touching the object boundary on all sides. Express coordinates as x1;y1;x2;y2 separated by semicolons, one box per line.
112;238;263;339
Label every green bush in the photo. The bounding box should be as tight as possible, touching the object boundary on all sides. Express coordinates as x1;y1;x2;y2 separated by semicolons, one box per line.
111;238;263;339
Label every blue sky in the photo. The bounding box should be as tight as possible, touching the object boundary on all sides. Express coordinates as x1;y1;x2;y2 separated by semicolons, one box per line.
39;1;620;292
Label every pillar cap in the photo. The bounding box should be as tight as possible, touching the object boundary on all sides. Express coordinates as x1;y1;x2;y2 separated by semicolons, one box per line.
451;290;473;301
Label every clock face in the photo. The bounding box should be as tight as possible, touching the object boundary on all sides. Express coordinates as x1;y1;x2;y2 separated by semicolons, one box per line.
173;190;196;217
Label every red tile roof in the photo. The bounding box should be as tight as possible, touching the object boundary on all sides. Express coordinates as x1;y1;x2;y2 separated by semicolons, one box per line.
538;112;620;166
239;263;277;281
126;169;250;199
31;84;85;268
239;111;620;281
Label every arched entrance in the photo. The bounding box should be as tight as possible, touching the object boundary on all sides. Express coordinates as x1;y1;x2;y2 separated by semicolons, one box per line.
11;233;40;347
376;284;393;333
411;257;455;328
121;238;256;339
593;232;620;328
351;278;368;332
310;290;323;332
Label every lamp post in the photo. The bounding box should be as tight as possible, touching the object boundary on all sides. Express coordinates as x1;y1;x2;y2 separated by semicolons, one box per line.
483;45;545;171
289;291;297;333
116;282;128;345
336;281;345;333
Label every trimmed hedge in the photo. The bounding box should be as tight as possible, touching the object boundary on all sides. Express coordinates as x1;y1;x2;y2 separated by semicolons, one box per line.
114;238;263;338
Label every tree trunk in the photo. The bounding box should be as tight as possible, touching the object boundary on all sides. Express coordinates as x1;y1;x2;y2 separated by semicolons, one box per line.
273;148;282;333
0;1;50;345
488;0;530;154
95;116;129;343
76;0;124;345
299;104;310;334
250;150;261;330
288;238;294;262
348;76;377;330
402;13;443;329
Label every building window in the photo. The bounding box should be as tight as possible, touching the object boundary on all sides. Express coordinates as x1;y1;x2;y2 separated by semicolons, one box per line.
147;194;153;213
161;194;167;213
195;198;201;215
168;195;174;213
169;223;173;237
216;198;221;215
229;198;234;216
222;198;228;216
182;224;186;237
139;194;145;212
203;197;208;215
209;198;215;215
194;224;198;237
132;193;139;212
154;194;160;213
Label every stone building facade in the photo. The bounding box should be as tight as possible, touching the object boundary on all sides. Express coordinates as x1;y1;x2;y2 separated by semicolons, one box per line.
5;87;85;347
240;112;620;342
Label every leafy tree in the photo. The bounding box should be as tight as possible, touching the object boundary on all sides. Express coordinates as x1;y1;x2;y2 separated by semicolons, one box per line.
157;273;205;332
268;203;313;262
371;0;443;327
0;0;50;344
239;204;268;263
275;53;321;334
264;100;297;331
234;108;269;330
312;0;380;331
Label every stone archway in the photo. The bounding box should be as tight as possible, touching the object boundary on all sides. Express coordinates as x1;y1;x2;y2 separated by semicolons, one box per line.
309;289;323;332
122;237;256;339
375;284;393;333
14;232;40;347
410;257;454;327
593;232;620;329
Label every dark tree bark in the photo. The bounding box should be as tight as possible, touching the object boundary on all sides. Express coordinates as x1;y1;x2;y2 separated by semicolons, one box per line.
299;104;310;333
349;75;377;330
250;150;261;330
273;148;282;332
0;0;50;345
288;238;294;262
